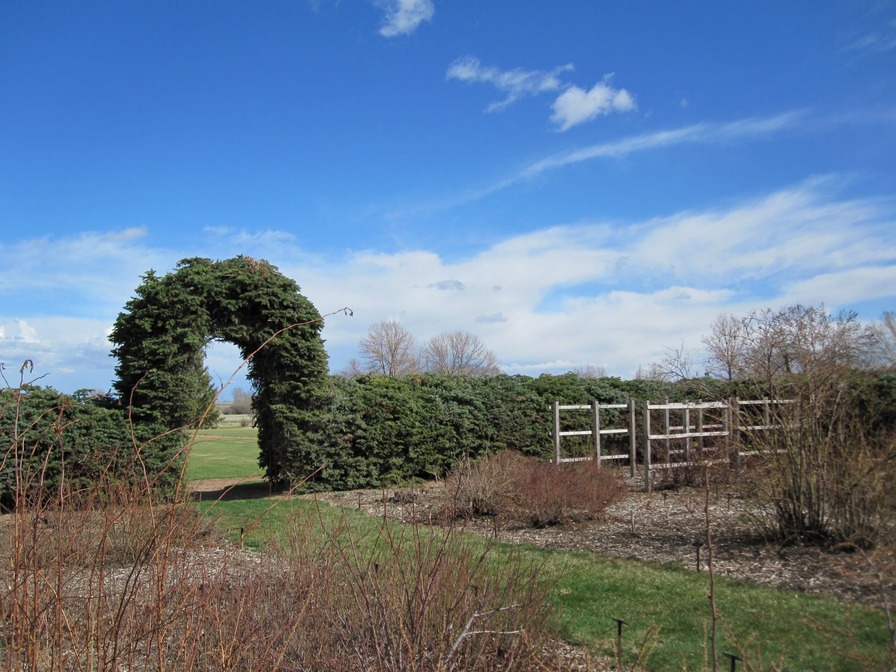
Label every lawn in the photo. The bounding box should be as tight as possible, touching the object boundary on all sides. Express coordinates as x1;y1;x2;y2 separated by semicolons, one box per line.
187;430;893;670
185;425;264;481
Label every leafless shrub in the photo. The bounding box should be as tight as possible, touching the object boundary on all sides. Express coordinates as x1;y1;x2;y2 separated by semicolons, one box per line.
444;451;628;528
301;513;554;671
509;459;628;528
741;380;896;549
443;450;522;519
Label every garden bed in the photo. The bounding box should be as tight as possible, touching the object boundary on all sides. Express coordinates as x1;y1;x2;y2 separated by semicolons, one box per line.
302;478;896;609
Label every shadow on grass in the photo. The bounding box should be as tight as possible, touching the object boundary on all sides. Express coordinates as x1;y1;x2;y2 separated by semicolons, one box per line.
189;480;286;502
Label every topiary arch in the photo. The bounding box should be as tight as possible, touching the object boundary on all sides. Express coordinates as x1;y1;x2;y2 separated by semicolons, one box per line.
110;256;329;486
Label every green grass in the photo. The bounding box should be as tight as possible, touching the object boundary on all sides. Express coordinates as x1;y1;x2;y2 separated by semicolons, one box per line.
185;425;263;481
543;549;889;671
185;439;892;669
193;495;893;671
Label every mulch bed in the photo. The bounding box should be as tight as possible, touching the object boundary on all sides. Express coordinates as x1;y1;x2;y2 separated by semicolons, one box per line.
304;478;896;609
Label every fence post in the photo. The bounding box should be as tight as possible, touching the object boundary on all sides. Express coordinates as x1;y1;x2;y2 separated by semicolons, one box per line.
684;405;692;464
697;401;704;455
664;397;671;466
643;400;652;491
732;397;741;471
628;398;637;478
592;400;601;466
552;401;560;465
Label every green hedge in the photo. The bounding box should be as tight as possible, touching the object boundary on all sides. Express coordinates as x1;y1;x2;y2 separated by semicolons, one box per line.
0;387;184;509
293;373;684;490
16;370;879;498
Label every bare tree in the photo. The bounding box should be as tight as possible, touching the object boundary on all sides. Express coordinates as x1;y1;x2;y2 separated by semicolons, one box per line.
738;305;873;382
702;313;744;380
572;364;607;378
651;341;698;381
230;387;253;414
870;311;896;370
634;363;664;380
338;358;368;378
698;305;878;384
359;320;420;376
421;331;500;377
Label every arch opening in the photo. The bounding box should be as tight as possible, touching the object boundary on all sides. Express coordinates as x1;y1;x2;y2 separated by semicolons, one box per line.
110;256;329;486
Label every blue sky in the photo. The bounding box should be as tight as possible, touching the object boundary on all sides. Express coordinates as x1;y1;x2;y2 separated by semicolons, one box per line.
2;1;895;395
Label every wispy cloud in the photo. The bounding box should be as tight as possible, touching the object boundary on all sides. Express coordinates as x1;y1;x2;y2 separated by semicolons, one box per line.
421;112;805;210
0;228;171;311
846;19;896;54
446;56;635;130
631;177;894;283
446;56;573;112
523;112;803;178
377;0;434;37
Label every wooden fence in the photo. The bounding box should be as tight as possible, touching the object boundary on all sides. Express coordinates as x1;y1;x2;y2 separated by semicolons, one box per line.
552;400;637;477
552;398;792;490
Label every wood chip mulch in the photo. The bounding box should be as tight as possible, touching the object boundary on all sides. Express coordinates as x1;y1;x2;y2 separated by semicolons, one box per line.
306;479;896;610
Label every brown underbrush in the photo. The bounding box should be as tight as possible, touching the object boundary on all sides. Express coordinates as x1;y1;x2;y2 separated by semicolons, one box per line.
0;470;558;672
443;451;628;528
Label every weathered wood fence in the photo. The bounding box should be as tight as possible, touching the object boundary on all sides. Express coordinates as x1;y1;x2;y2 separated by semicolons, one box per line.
552;398;792;490
552;401;638;477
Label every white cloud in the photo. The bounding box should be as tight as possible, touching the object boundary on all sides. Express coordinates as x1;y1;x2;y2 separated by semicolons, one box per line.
447;56;638;129
631;178;893;283
378;0;434;37
780;265;896;306
521;112;803;180
3;179;894;389
15;319;39;343
287;181;896;376
0;317;118;390
446;56;572;111
0;228;172;313
550;77;636;131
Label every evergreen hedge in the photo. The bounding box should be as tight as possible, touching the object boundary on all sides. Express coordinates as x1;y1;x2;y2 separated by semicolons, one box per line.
109;256;329;487
298;372;690;491
0;387;144;509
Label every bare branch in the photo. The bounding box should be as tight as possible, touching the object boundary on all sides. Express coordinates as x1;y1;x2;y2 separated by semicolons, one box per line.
359;320;420;376
421;331;500;377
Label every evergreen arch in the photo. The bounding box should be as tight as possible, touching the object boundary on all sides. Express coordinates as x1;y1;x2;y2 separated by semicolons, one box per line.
110;256;329;485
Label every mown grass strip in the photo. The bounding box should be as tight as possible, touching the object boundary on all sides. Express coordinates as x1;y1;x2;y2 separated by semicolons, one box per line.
537;547;888;670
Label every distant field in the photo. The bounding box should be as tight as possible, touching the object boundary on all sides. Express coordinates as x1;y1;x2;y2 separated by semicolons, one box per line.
186;425;263;481
215;413;253;426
